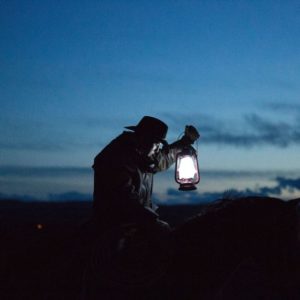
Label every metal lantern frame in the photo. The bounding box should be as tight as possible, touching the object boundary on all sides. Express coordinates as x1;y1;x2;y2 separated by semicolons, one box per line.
175;145;200;191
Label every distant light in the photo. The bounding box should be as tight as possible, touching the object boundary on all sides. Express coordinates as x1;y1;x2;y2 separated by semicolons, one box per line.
36;224;43;230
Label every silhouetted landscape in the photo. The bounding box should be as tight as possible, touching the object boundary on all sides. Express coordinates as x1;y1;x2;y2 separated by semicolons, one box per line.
0;200;205;299
1;197;299;299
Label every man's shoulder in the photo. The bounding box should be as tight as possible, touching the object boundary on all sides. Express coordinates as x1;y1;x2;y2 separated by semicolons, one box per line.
101;131;135;151
93;131;138;168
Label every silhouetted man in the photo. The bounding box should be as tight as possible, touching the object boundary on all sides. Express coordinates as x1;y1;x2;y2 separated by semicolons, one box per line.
92;116;199;235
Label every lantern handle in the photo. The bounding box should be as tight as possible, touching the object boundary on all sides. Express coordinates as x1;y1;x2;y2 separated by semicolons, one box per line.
177;131;185;140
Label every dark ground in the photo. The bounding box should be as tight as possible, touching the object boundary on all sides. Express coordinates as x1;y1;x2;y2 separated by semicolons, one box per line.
1;198;299;299
0;200;204;299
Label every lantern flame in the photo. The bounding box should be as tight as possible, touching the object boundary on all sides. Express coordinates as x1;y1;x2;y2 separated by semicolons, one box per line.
175;145;200;191
177;155;198;180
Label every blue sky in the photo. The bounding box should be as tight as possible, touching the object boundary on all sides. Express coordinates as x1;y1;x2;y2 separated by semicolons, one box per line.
1;0;300;203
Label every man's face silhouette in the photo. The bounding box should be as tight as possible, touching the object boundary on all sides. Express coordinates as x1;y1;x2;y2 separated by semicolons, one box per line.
137;134;161;160
147;142;160;157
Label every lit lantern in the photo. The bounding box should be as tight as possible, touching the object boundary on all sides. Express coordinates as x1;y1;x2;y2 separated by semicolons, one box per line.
175;146;200;191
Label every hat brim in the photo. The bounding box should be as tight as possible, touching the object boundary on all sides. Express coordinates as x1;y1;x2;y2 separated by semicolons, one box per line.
124;126;166;143
124;126;136;131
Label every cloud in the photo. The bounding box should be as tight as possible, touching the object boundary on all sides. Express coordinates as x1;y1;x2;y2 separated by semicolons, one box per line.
154;175;300;205
1;165;300;204
163;112;300;148
0;166;92;178
153;188;260;205
202;169;291;179
0;115;100;152
0;191;92;202
2;110;300;153
275;177;300;191
0;192;38;201
0;141;66;152
81;111;300;149
47;191;92;202
264;101;300;113
243;114;297;147
0;117;71;152
1;175;299;204
239;176;300;196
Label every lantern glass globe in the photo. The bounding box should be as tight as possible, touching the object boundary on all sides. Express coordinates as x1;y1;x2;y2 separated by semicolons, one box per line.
175;146;200;191
177;155;197;180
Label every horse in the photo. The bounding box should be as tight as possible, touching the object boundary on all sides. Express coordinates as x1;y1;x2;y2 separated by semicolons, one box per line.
81;196;300;299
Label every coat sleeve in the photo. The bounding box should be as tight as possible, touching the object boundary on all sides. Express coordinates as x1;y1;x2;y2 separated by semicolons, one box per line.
153;140;184;172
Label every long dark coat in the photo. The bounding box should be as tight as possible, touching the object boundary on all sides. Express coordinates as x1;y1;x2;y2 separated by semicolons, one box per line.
92;131;182;231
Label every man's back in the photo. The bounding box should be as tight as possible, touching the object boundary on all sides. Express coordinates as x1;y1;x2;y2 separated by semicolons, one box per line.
92;131;156;230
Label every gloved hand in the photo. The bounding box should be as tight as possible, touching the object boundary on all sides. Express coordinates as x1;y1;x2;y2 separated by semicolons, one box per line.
180;125;200;146
142;218;171;237
155;219;172;233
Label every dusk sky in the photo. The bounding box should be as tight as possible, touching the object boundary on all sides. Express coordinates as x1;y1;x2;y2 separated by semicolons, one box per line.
1;1;300;203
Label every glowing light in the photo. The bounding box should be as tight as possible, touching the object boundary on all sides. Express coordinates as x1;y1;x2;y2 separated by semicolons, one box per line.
175;146;200;191
177;156;198;180
36;224;43;230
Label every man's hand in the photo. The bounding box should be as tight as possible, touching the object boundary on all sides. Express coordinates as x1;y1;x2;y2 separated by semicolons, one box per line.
179;125;200;146
155;219;171;233
185;125;200;142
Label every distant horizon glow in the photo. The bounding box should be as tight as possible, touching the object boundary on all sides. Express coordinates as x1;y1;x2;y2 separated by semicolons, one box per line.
1;166;300;204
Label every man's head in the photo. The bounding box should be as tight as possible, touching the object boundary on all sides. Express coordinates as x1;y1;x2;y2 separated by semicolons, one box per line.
125;116;168;158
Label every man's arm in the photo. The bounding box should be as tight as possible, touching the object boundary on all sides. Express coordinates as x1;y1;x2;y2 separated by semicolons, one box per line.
113;169;159;223
153;142;182;172
154;125;200;172
114;169;172;234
